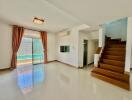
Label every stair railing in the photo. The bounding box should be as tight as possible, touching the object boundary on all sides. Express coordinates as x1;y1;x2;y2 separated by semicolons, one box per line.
94;47;104;67
94;36;108;67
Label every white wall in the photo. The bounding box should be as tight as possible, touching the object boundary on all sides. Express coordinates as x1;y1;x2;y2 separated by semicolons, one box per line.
47;33;56;61
99;28;105;47
104;18;127;41
56;27;79;67
125;17;132;72
0;22;12;69
24;29;40;38
90;31;99;39
88;40;98;64
78;31;99;67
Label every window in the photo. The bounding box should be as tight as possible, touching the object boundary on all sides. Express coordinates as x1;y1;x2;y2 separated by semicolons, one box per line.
60;46;70;52
17;37;44;66
17;38;33;66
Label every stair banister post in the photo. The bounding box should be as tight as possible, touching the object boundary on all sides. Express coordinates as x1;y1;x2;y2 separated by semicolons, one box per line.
125;17;132;74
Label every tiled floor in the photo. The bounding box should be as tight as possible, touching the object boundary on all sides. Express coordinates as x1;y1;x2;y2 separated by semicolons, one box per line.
0;62;132;100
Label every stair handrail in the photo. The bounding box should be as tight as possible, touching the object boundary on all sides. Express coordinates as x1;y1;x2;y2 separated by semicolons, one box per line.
94;36;108;67
94;46;104;67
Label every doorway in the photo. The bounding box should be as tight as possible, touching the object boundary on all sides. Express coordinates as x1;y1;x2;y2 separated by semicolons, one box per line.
17;37;44;66
83;40;88;66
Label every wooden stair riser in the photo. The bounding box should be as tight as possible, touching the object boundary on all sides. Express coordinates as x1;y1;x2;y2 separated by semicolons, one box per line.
102;55;125;61
103;51;125;56
102;59;125;67
92;68;129;82
106;42;124;45
91;72;130;90
105;48;125;51
99;63;124;73
107;45;126;48
107;39;121;42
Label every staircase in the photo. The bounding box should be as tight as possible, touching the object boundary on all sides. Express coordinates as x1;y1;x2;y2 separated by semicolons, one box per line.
91;38;130;90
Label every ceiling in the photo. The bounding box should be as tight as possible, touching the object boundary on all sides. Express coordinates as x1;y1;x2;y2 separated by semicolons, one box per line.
0;0;132;33
79;26;100;33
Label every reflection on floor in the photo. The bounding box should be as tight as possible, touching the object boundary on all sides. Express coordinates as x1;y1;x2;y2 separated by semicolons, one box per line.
17;64;45;94
0;62;132;100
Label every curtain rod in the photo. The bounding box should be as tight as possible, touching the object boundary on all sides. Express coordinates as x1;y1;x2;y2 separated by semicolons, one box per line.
9;24;44;32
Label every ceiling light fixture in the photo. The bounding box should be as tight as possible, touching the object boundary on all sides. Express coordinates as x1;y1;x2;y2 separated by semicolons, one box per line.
33;17;44;24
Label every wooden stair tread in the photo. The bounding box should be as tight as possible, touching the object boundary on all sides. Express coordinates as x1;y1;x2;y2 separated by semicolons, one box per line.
108;44;124;46
102;59;125;67
104;50;125;52
105;48;125;51
107;43;125;46
91;72;130;90
107;45;126;48
99;63;124;73
103;51;125;56
92;68;129;83
103;55;125;61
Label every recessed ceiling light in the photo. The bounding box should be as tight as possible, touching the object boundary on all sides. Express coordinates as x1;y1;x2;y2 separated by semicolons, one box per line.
33;17;44;24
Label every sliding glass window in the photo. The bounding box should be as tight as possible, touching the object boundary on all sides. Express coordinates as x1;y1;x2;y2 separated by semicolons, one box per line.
17;37;44;66
32;38;44;64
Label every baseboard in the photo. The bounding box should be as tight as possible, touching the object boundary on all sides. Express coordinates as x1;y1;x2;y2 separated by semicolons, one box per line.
56;60;78;68
88;62;94;66
78;62;94;69
47;60;57;63
47;60;79;68
0;68;10;71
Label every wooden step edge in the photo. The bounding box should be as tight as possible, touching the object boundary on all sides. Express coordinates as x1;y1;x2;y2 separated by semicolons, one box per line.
107;45;126;47
104;50;126;52
92;68;129;83
99;63;124;73
100;67;124;74
105;47;126;49
103;51;125;53
108;44;126;45
91;72;130;90
102;59;125;64
104;52;125;55
102;56;125;59
107;47;126;48
102;57;125;62
101;60;125;67
104;51;125;53
103;52;125;55
100;63;124;68
104;47;126;51
103;55;125;58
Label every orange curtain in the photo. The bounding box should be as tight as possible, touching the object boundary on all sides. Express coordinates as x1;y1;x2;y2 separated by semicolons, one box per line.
11;25;24;69
40;31;47;64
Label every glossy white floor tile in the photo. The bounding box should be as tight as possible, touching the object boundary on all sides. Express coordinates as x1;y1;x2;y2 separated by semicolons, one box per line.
0;62;132;100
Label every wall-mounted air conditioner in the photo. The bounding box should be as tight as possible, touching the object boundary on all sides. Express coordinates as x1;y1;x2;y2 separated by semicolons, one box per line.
58;31;70;37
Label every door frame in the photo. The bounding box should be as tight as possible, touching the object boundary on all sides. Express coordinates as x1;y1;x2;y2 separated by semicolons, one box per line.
83;40;88;66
